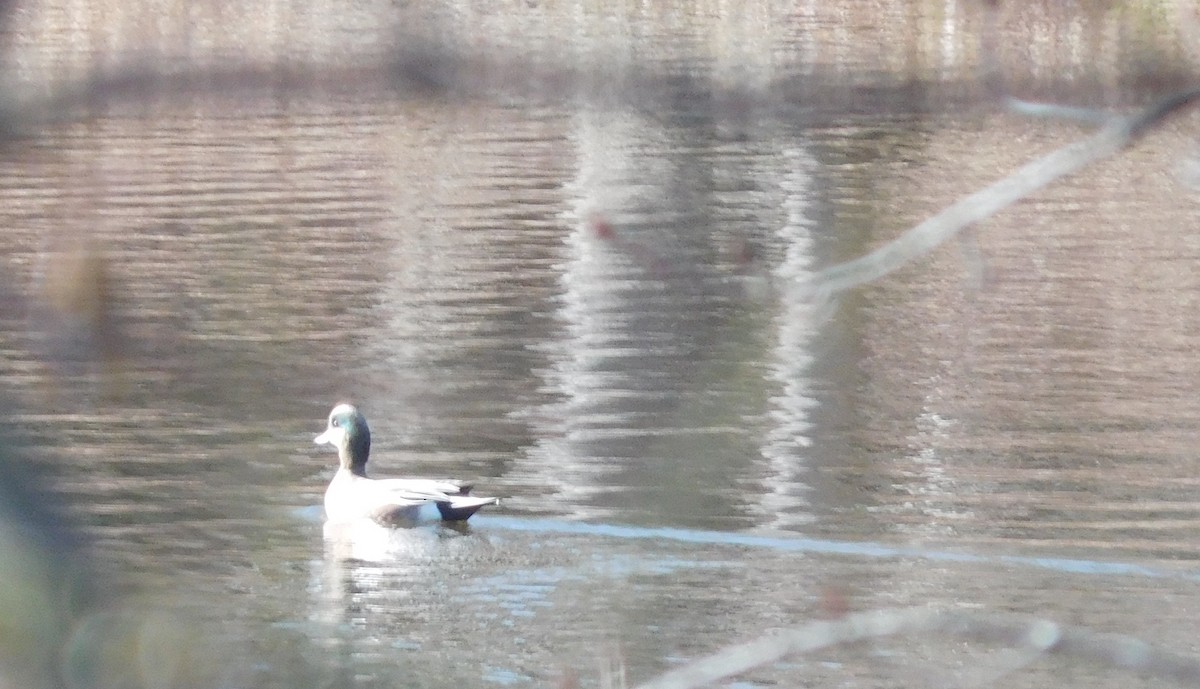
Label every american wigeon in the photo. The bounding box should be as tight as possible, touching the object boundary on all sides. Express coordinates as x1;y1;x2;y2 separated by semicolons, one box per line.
313;403;498;525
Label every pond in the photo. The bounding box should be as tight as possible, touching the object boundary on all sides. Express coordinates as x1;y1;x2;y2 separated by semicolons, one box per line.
1;1;1200;688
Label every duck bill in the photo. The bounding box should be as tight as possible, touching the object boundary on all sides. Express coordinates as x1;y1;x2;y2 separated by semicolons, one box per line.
313;429;335;445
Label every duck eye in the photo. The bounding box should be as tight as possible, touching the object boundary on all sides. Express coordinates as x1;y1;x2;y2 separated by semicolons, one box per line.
331;418;340;427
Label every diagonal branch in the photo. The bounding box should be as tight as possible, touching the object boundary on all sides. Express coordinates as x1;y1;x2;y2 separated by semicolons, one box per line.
802;88;1200;299
632;607;1200;689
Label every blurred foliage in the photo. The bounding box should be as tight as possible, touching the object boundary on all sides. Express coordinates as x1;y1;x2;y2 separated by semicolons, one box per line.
0;420;93;689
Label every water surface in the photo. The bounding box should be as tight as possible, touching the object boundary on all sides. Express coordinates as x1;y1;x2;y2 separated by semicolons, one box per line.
0;2;1199;687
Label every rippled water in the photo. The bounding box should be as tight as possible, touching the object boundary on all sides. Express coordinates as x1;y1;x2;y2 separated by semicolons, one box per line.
1;2;1200;688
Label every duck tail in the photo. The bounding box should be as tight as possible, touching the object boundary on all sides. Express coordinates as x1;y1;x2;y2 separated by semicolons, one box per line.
437;496;499;521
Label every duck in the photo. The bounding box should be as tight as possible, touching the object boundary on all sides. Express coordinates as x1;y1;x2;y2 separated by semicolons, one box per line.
313;403;499;525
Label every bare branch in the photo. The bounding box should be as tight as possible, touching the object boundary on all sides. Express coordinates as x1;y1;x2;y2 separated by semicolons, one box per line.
801;88;1200;300
0;43;990;146
1005;98;1112;124
632;607;1200;689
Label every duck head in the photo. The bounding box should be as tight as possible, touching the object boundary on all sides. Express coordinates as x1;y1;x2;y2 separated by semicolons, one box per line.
314;403;371;475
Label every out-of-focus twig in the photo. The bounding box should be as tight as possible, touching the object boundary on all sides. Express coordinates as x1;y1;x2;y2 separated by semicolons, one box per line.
0;40;984;144
800;88;1200;301
1004;98;1112;124
633;607;1200;689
